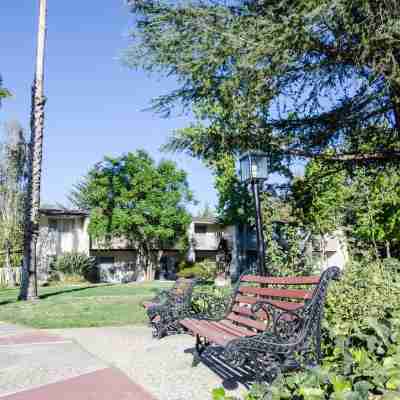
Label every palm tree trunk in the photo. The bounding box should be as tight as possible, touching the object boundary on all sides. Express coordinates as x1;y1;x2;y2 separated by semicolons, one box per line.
19;0;47;301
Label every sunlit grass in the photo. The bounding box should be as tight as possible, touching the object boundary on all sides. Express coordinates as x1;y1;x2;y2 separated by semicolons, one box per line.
0;281;172;329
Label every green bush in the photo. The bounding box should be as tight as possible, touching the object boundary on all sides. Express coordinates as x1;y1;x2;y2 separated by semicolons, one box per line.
177;265;209;279
326;259;400;333
177;260;217;280
52;252;98;283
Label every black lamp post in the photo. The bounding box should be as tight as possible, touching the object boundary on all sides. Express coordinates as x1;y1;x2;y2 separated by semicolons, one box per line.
239;152;269;275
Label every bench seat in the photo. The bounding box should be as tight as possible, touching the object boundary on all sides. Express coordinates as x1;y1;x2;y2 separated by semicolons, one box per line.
181;319;257;346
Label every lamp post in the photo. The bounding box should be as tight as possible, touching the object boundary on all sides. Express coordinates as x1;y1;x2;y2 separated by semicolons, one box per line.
239;152;269;276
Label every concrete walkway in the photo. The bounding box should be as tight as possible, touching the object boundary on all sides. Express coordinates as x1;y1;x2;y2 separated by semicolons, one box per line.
48;326;247;400
0;322;155;400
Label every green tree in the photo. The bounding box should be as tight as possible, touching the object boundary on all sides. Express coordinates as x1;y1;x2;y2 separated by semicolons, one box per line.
292;160;400;259
0;76;11;104
68;175;91;210
0;121;28;281
292;161;348;236
126;0;400;167
210;154;252;225
347;167;400;258
80;151;194;280
196;202;215;219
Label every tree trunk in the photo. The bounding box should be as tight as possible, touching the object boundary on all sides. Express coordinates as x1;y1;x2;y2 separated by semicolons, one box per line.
19;0;47;301
386;241;391;259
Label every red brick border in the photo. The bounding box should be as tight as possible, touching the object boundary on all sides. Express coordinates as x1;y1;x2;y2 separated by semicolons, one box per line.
1;368;156;400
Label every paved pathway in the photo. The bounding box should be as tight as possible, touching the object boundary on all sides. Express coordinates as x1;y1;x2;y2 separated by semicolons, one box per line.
48;326;247;400
0;322;155;400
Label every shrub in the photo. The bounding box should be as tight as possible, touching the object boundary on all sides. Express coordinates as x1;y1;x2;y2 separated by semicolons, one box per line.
325;259;400;333
177;265;209;280
177;260;217;280
52;252;98;283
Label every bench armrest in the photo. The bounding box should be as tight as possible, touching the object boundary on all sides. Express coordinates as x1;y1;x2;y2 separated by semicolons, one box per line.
251;300;306;342
151;289;172;304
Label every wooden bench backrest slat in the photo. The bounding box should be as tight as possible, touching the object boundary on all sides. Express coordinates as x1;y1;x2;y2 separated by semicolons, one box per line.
239;286;314;300
240;275;320;285
234;296;305;310
203;273;324;335
232;305;268;320
226;313;266;332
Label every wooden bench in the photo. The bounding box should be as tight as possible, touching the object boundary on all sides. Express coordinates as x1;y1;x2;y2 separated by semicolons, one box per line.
180;266;340;382
143;278;197;338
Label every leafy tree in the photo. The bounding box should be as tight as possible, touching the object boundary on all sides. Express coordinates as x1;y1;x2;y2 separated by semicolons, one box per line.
0;75;11;104
347;166;400;258
0;121;28;278
292;160;400;259
68;175;91;210
210;154;252;225
126;0;400;168
292;161;348;236
196;202;215;219
79;151;194;280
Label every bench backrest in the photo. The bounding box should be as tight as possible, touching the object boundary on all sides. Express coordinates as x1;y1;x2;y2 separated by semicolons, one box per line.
225;267;339;336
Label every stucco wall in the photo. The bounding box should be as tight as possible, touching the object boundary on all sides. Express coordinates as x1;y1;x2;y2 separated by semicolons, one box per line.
90;250;138;283
190;221;223;251
39;215;90;256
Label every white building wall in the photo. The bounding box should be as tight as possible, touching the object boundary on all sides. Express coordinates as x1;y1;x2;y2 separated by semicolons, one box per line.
38;214;90;258
319;230;349;270
191;222;221;251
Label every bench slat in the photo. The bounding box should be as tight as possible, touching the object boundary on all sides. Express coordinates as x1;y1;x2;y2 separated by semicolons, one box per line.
235;296;305;310
217;320;258;337
240;275;320;285
239;286;313;300
226;313;266;332
180;319;255;346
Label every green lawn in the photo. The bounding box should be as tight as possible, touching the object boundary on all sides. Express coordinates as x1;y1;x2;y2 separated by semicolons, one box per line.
0;281;172;329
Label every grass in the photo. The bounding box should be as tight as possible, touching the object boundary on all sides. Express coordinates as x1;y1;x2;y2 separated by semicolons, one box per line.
0;281;173;329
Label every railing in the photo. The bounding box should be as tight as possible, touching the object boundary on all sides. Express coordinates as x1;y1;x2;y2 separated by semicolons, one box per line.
0;267;21;287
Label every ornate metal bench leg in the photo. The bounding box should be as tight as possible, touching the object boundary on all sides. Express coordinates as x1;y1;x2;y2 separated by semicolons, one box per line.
192;334;206;367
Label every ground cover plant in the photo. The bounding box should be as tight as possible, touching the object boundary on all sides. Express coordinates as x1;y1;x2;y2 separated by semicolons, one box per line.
0;281;172;328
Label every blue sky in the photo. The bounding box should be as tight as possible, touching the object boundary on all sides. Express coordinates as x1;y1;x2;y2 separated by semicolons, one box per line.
0;0;217;212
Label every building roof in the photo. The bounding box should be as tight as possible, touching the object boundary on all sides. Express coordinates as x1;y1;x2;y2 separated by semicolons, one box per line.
192;217;219;224
40;208;89;217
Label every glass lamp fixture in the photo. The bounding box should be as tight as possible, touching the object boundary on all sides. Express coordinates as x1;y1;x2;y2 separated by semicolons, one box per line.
239;152;269;182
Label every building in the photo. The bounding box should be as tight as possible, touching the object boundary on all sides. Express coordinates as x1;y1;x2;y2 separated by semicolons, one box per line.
38;209;348;283
38;209;250;283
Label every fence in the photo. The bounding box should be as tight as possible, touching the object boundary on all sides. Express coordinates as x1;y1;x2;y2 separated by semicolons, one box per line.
0;267;21;287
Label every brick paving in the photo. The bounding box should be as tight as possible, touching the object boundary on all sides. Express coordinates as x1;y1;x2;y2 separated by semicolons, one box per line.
0;322;155;400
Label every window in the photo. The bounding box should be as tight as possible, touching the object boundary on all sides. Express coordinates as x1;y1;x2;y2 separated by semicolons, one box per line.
97;256;115;265
195;224;207;234
49;219;58;231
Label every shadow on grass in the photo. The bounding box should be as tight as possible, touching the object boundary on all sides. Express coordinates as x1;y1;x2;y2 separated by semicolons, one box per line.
0;286;113;305
0;281;171;305
0;300;14;306
39;284;115;300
